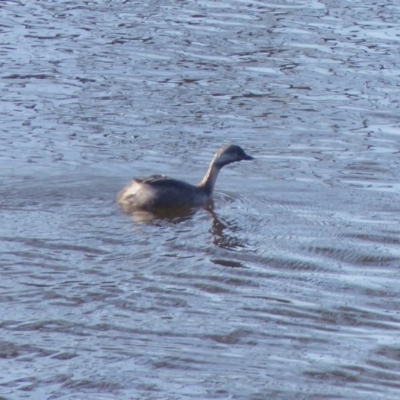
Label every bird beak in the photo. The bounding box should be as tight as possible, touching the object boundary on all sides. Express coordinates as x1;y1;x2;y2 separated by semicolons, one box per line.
243;153;254;160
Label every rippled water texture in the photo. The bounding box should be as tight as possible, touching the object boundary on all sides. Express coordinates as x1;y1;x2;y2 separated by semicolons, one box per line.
1;1;400;399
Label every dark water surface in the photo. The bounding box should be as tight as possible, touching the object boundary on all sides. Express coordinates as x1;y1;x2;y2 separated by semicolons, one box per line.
1;1;400;399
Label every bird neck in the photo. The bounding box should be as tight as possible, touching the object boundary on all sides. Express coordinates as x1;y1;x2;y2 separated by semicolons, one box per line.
197;161;222;196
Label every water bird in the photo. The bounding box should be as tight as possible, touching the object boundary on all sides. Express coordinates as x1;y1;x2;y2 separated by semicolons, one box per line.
117;144;254;211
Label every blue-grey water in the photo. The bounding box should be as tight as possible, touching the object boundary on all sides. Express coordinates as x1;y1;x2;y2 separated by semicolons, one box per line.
1;1;400;399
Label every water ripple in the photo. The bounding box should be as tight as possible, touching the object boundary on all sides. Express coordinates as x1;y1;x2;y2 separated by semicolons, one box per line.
2;0;400;399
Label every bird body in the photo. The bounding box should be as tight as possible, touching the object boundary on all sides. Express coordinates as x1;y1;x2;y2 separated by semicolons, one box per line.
117;145;253;211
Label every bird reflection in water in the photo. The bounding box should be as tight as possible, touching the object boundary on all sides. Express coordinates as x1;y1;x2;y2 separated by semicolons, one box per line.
123;200;248;251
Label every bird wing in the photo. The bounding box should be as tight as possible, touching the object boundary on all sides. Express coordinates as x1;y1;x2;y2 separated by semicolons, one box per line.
137;175;195;191
138;175;167;183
